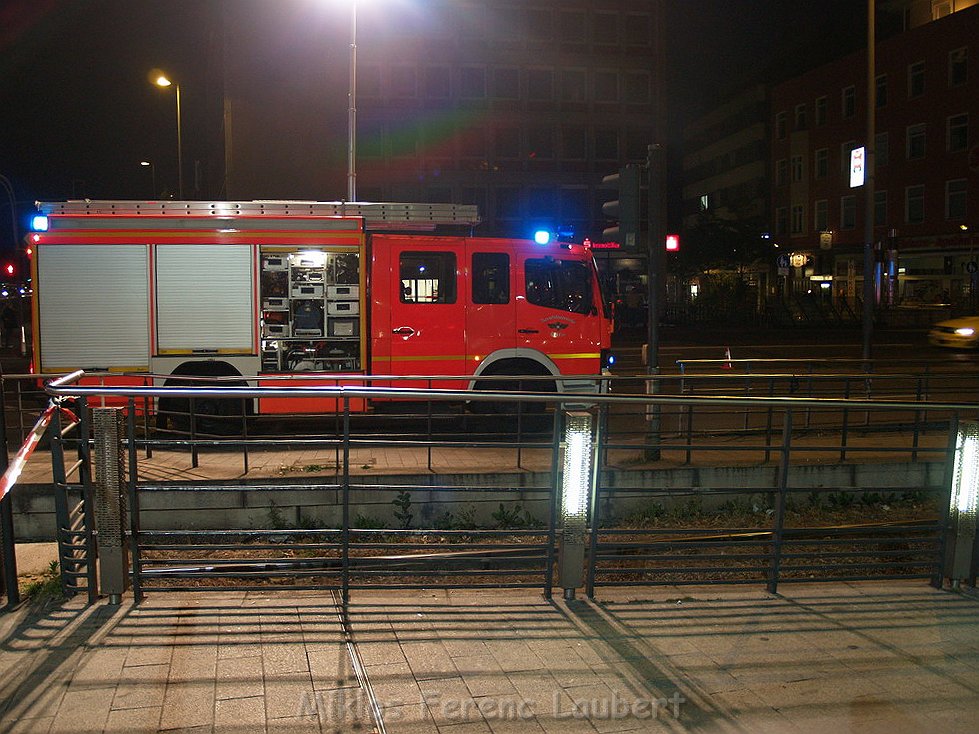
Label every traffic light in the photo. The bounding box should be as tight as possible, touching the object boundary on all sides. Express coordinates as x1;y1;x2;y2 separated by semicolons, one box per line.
601;165;641;248
3;263;13;278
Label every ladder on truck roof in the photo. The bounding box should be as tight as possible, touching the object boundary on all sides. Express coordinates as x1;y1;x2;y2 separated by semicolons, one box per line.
36;200;481;230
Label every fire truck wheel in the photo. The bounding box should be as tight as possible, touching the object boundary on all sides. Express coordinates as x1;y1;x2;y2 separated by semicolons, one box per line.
471;363;555;415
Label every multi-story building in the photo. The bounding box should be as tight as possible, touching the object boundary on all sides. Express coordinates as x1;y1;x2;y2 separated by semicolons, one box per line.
221;0;665;287
771;2;977;307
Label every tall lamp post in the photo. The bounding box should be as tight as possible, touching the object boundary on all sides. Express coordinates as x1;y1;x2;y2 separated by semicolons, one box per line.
347;1;358;202
153;73;184;199
140;161;156;199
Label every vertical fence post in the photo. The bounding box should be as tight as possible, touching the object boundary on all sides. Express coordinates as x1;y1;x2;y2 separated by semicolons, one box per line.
0;375;19;606
49;405;73;598
586;404;607;599
557;410;594;600
543;407;561;600
768;409;793;594
840;378;852;462
93;407;129;604
911;376;923;463
341;397;351;606
127;399;144;603
77;398;98;605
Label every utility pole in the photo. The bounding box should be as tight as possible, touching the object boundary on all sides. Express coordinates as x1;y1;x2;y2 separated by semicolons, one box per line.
862;0;876;361
645;143;666;460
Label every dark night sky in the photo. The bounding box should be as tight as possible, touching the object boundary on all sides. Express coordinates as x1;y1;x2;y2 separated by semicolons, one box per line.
0;0;868;255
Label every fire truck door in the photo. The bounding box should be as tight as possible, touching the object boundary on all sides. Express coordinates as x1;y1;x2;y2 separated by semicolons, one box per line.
387;242;466;389
466;248;515;366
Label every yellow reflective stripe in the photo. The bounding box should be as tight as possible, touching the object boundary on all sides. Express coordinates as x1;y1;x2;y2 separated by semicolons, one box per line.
374;355;468;363
549;353;600;360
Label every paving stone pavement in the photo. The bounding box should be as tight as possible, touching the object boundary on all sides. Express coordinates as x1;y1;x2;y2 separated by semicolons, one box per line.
0;582;977;733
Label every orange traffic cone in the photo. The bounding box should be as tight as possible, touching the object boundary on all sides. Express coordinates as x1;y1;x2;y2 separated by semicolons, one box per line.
722;347;732;370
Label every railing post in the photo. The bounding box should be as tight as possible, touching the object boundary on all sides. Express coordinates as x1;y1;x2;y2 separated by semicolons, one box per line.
943;417;979;589
544;407;561;600
586;404;607;599
93;407;129;604
341;396;351;606
0;375;19;606
768;409;793;594
127;399;144;603
557;410;595;600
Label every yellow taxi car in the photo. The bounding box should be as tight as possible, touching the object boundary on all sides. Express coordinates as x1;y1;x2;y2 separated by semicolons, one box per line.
928;315;979;349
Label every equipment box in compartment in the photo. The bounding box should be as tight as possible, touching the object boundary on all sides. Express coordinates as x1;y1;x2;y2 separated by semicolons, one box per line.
290;283;324;298
327;284;359;299
291;300;324;336
328;317;359;338
327;300;359;316
262;255;288;271
263;296;289;310
263;323;290;337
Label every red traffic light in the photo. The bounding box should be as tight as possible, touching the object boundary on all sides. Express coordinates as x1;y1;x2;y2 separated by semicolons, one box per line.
666;234;680;252
4;263;14;277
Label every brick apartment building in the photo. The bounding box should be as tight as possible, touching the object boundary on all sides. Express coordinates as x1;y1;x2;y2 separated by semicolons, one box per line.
771;2;978;308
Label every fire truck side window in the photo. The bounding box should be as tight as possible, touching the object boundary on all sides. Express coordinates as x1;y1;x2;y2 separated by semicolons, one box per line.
400;252;457;304
525;258;592;315
471;252;510;304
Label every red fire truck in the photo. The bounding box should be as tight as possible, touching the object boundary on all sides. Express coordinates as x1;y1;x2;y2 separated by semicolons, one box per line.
30;200;613;426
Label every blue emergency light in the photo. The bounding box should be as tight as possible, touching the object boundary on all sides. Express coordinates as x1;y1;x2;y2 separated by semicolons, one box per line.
534;230;551;245
32;215;49;231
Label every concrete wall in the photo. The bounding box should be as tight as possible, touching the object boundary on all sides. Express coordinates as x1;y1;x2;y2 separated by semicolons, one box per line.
9;461;945;541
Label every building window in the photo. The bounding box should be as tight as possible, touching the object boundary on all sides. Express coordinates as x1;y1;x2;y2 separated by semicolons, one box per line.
794;103;807;130
390;66;418;97
874;190;887;226
841;141;856;174
905;185;924;224
841;195;857;230
594;12;619;45
495;127;521;159
949;47;968;87
496;187;522;222
791;154;804;182
775;158;788;187
815;96;827;125
933;1;952;19
815;148;829;179
775;111;787;139
561;126;587;160
875;132;889;166
908;61;925;98
906;123;926;160
594;129;618;160
623;13;652;46
527;127;554;159
460;67;486;98
525;7;552;41
875;74;887;107
559;11;586;43
493;68;520;99
775;206;788;235
842;86;856;118
814;199;829;232
948;113;969;153
527;69;554;100
624;72;651;104
594;71;618;102
560;69;587;102
946;179;967;220
791;205;805;235
424;66;451;98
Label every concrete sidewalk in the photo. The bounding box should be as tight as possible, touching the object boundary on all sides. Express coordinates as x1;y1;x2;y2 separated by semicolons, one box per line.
0;582;977;733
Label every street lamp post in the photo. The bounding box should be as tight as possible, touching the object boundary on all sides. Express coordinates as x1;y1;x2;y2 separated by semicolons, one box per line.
153;73;184;199
347;1;357;202
140;161;156;199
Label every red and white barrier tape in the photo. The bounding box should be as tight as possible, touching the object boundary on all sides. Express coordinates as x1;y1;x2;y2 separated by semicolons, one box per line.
0;402;78;502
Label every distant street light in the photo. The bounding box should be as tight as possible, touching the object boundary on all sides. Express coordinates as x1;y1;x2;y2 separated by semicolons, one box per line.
140;161;156;199
152;72;184;199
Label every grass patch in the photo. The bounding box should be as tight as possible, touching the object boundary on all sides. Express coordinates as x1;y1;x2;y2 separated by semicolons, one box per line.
20;560;63;605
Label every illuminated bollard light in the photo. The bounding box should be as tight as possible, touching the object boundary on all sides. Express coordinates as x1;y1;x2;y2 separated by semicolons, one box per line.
559;411;594;599
947;421;979;585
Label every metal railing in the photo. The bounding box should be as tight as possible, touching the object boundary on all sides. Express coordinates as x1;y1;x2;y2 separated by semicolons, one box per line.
18;370;972;605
